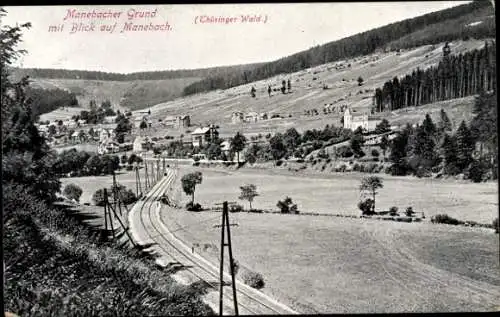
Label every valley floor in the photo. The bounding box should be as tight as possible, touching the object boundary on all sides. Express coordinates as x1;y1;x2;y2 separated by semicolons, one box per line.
157;164;499;313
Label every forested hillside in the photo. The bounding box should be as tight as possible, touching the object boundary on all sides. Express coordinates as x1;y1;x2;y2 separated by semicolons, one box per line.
10;62;265;81
182;1;494;96
25;86;79;118
373;41;496;112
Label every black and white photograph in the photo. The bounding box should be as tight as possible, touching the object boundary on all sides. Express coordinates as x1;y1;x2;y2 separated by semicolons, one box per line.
1;1;498;315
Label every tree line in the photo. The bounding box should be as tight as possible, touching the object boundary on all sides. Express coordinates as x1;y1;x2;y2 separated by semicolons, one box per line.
183;1;494;96
388;91;497;182
373;41;496;111
11;61;265;82
24;86;79;119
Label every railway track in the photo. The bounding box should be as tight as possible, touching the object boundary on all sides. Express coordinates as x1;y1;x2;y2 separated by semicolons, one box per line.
129;168;297;315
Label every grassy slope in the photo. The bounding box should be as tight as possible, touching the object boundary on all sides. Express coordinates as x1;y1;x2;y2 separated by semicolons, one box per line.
134;39;489;139
3;185;213;316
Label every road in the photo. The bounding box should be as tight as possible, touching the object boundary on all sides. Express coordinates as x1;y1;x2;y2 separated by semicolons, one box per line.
128;168;297;315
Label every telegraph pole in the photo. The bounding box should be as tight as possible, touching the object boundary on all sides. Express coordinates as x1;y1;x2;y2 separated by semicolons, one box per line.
144;160;150;190
214;201;239;316
157;159;160;180
103;188;115;240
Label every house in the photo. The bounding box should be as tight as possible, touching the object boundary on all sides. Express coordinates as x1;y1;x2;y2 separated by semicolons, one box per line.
63;120;77;129
77;119;86;127
71;131;80;143
37;124;49;133
343;107;381;132
98;140;120;155
231;112;244;124
244;112;259;123
221;140;231;158
164;115;191;128
99;128;115;143
259;112;268;120
103;115;117;124
133;136;144;153
363;131;398;146
191;125;219;147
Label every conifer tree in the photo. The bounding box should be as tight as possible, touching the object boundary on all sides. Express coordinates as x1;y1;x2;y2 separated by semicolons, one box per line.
455;120;474;170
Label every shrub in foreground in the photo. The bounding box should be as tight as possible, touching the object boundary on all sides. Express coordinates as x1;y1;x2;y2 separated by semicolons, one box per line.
277;196;299;214
389;206;399;216
186;202;202;212
431;214;463;225
405;206;415;217
358;198;374;215
242;271;265;289
230;204;243;213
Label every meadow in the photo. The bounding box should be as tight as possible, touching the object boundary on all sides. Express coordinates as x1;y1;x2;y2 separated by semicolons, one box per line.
160;206;500;313
175;166;498;224
158;165;499;313
60;169;138;204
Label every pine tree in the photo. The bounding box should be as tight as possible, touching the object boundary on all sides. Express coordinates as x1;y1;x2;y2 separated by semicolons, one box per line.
455;120;474;170
440;133;460;175
438;109;452;132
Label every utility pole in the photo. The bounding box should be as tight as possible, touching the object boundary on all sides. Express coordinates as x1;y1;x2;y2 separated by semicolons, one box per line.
214;201;239;316
144;160;150;190
157;159;160;181
135;164;142;197
103;188;115;240
103;181;137;247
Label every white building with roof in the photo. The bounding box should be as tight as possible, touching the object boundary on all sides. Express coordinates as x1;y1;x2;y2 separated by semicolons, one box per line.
191;125;218;147
245;112;259;123
343;107;381;132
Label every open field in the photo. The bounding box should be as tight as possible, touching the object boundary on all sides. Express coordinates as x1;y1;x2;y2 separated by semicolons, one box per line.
160;207;500;313
60;169;138;205
136;39;488;137
174;166;498;224
38;106;86;122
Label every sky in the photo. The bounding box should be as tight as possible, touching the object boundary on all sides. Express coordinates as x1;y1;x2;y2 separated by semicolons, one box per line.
2;2;470;74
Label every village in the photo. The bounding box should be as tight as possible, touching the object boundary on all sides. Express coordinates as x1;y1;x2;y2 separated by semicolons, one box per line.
36;99;401;161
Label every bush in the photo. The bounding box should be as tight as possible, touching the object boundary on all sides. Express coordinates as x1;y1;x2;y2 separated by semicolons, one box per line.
118;187;138;205
277;196;298;214
493;217;499;233
338;146;354;158
186;202;202;212
415;166;431;178
353;163;361;171
230;204;243;213
431;214;463;225
242;271;265;289
371;149;380;157
335;164;347;172
467;160;486;183
405;206;415;217
63;183;83;202
389;206;399;216
358;198;374;215
92;188;106;206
